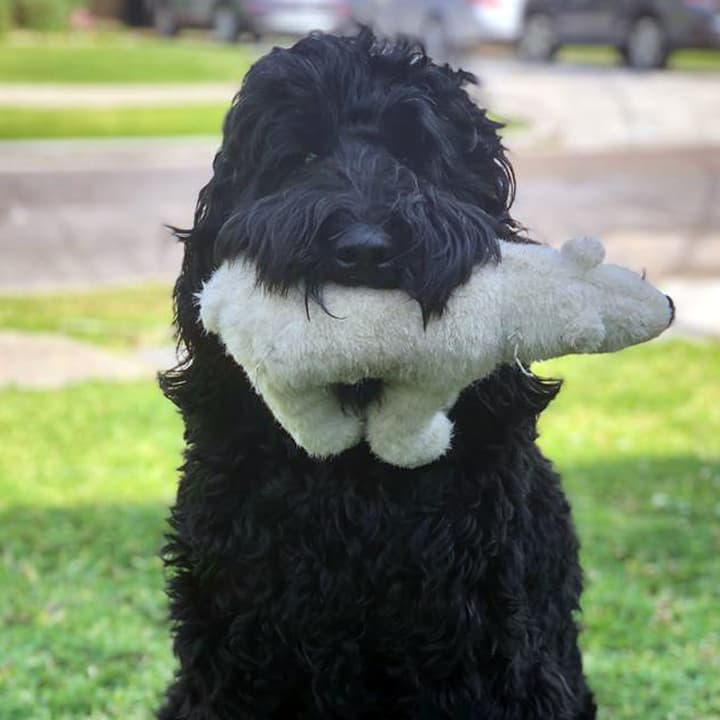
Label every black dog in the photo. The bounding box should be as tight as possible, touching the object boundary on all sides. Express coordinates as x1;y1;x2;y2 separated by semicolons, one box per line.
159;30;597;719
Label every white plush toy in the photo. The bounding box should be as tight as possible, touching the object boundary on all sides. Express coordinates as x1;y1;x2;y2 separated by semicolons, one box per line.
199;237;674;468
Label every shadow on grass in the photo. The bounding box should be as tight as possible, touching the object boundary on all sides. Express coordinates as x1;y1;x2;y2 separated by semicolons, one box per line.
558;455;720;562
558;456;720;719
2;504;172;720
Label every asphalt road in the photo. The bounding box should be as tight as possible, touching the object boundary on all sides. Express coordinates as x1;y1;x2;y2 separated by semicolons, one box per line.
1;140;718;291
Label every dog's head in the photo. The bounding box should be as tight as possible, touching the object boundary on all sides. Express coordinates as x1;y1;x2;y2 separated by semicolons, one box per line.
181;31;518;323
165;30;535;423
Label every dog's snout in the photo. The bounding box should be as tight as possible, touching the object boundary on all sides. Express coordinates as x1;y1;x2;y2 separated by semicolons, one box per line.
336;224;392;268
333;224;397;287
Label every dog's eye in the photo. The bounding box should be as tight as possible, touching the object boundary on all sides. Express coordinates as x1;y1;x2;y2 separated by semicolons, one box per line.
304;152;319;165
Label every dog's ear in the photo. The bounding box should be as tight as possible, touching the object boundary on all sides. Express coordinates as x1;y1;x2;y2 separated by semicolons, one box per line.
428;63;521;241
159;141;251;411
171;151;234;356
168;79;265;361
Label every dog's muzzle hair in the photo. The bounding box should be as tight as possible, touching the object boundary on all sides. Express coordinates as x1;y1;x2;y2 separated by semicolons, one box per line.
179;29;522;327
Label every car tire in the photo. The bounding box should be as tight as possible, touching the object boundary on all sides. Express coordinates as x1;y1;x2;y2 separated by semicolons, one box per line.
153;4;178;37
213;5;240;44
518;13;558;62
622;15;668;70
422;17;451;63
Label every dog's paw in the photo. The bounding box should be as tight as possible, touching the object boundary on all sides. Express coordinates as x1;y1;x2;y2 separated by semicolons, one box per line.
367;410;453;469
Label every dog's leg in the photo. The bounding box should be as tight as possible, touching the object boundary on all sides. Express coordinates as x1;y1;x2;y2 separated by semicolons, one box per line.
576;689;598;719
156;680;186;720
258;378;364;458
365;384;457;468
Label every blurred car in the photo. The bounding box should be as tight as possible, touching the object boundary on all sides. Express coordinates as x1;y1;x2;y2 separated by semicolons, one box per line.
352;0;527;61
519;0;720;68
146;0;352;41
253;0;354;36
146;0;260;41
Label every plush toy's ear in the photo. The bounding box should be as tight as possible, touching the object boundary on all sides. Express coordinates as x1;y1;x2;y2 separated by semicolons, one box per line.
561;236;606;271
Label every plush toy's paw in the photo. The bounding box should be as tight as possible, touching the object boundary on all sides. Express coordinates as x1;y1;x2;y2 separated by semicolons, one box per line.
259;382;364;459
364;385;458;468
367;409;453;468
558;310;607;353
297;410;365;459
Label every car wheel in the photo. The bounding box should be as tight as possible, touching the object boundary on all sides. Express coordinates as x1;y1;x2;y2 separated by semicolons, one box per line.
423;17;450;63
518;13;558;62
623;15;668;69
153;4;178;37
213;5;240;44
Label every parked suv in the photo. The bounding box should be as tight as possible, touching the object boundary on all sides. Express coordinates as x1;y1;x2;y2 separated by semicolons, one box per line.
519;0;720;68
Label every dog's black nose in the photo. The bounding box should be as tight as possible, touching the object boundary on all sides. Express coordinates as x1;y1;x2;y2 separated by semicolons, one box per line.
333;224;396;287
336;224;392;268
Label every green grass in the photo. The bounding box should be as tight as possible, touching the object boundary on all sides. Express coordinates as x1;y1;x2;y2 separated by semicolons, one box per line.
0;104;228;139
0;31;255;83
0;382;182;719
537;341;720;719
0;284;173;349
1;339;718;718
559;45;720;71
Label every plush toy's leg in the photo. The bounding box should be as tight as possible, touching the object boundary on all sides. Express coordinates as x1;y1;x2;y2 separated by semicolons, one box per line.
258;379;364;458
366;384;455;468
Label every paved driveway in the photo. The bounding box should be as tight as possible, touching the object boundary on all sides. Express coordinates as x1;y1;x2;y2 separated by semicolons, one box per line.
1;139;717;291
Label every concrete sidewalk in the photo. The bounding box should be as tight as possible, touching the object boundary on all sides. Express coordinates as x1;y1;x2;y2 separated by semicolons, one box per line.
0;331;162;389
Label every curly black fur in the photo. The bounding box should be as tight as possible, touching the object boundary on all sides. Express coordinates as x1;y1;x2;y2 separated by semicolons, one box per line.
158;30;597;719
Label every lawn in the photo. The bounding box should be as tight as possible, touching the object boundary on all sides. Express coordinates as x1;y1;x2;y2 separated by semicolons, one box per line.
1;333;718;718
0;31;256;84
0;104;228;140
558;45;720;72
0;107;522;140
0;284;173;349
